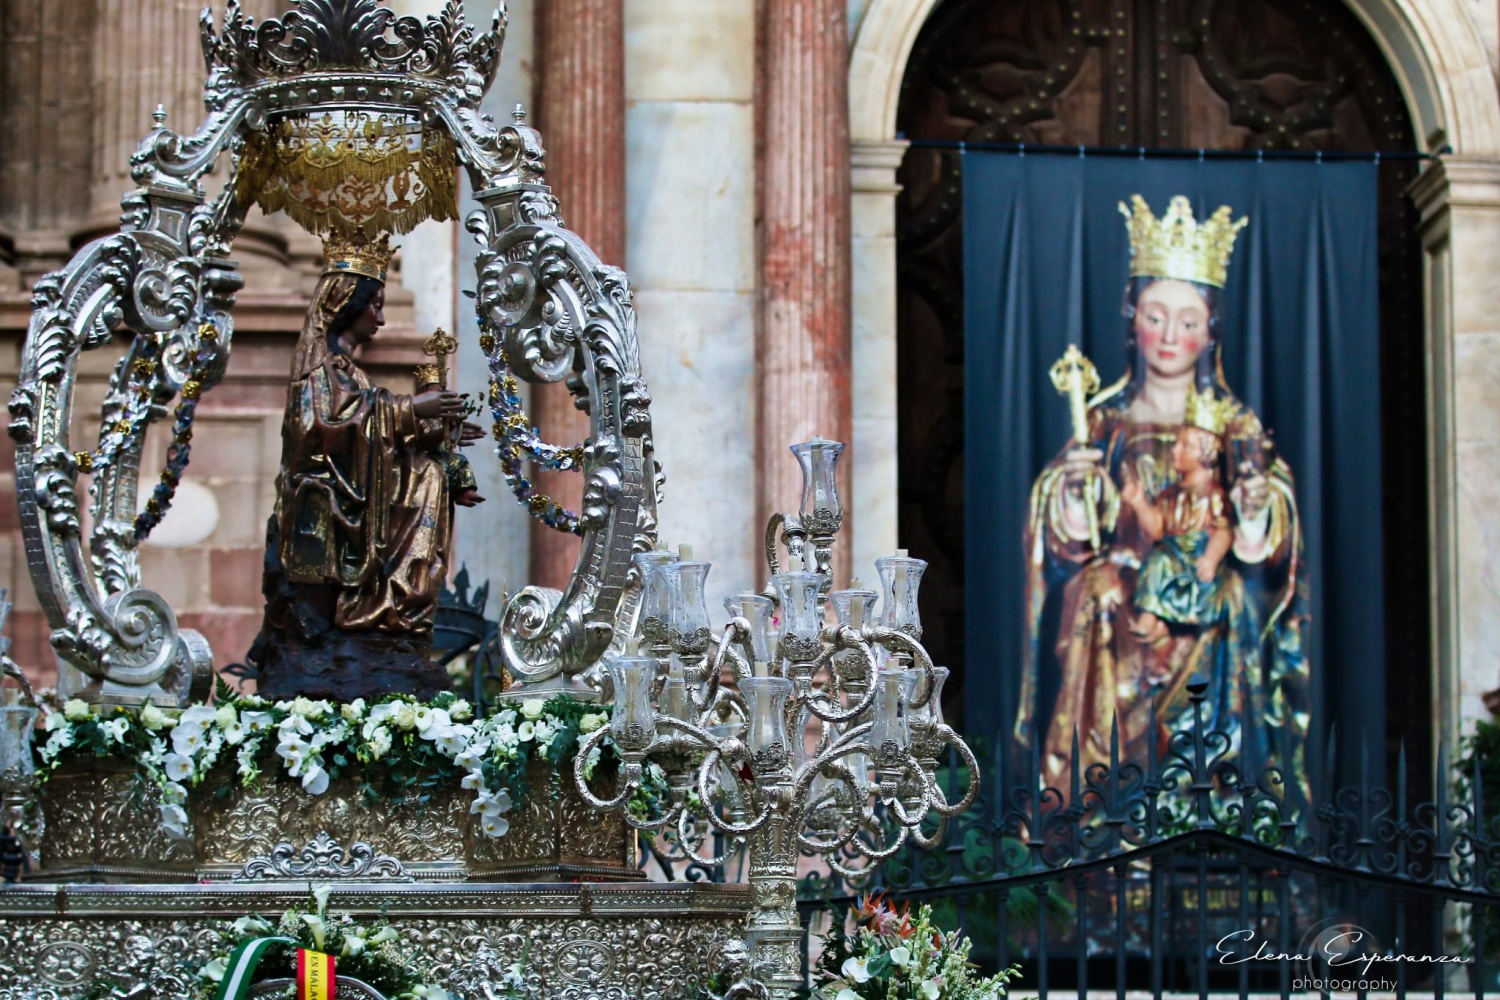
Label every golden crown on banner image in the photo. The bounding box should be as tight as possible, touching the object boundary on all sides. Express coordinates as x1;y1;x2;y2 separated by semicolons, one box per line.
1119;194;1248;289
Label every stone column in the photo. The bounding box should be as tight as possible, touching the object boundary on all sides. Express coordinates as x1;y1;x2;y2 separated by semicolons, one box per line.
1412;157;1500;748
757;0;854;579
531;0;626;591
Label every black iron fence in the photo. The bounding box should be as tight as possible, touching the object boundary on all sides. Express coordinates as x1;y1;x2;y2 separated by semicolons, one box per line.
787;680;1500;999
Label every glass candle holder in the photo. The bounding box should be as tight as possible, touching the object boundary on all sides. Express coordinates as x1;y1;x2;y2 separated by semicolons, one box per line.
790;438;845;526
724;592;776;664
742;675;793;776
875;553;927;638
908;665;948;761
828;585;879;693
659;560;713;652
633;550;679;648
870;665;918;762
0;704;37;785
606;655;660;756
771;571;823;667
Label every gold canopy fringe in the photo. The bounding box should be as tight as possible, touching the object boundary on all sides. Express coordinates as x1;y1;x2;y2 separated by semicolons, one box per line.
235;112;458;237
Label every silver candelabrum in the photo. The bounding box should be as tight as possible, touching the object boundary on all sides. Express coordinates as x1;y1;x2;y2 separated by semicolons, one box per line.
572;439;979;1000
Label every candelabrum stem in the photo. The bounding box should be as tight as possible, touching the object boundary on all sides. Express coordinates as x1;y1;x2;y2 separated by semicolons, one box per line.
745;786;803;1000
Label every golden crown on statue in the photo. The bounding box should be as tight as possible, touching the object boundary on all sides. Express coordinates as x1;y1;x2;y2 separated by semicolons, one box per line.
1183;386;1238;435
321;230;395;284
1119;194;1249;289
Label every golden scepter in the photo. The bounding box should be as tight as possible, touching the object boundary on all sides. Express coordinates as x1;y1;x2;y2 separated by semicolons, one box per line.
1049;344;1103;550
417;328;467;444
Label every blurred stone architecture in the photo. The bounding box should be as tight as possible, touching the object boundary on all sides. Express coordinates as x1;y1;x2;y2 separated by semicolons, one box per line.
0;0;1497;759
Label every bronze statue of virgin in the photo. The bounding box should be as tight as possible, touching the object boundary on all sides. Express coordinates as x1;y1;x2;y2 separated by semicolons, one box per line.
246;233;484;701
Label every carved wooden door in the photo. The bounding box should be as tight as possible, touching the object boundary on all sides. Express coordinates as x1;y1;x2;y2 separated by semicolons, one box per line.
895;0;1427;754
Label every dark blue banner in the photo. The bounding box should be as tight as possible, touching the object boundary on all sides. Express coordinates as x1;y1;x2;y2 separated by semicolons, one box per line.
962;153;1382;766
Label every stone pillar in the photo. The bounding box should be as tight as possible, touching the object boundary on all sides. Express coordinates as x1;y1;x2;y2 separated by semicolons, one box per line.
531;0;627;591
757;0;853;580
849;139;906;584
1412;157;1500;748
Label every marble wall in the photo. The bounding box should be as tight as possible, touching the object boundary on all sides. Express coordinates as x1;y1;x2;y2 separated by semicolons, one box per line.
622;0;760;609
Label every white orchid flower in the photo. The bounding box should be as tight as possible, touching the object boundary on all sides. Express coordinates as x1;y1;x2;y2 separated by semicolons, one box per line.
366;727;394;760
179;705;218;729
841;957;872;983
221;720;247;746
159;802;189;838
163;753;194;782
301;761;331;795
241;710;274;733
480;815;510;838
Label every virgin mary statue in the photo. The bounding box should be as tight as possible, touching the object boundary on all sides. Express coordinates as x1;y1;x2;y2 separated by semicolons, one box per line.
1015;196;1311;798
247;232;480;701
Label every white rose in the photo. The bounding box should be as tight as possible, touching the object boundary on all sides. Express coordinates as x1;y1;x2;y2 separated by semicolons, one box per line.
289;696;318;718
392;702;418;731
578;712;608;733
449;699;473;722
519;699;546;720
341;699;367;722
63;698;90;721
140;705;169;731
214;705;237;730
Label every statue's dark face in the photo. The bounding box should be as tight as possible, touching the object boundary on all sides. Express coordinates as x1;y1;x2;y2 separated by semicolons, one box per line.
344;286;386;348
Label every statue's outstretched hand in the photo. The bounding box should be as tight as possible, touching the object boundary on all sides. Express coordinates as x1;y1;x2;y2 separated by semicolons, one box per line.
458;421;485;446
1232;461;1271;522
454;488;486;507
414;390;466;419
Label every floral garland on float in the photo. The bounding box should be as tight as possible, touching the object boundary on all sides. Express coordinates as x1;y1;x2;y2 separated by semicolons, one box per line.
35;686;622;840
810;894;1024;1000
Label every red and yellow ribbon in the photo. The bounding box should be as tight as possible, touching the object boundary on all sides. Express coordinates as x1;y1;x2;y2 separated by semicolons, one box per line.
297;948;337;1000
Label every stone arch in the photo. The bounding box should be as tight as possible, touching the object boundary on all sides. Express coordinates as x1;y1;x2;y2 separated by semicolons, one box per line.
847;0;1500;153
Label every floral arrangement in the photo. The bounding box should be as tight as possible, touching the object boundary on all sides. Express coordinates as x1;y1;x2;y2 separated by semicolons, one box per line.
191;886;530;1000
812;895;1023;1000
36;685;612;840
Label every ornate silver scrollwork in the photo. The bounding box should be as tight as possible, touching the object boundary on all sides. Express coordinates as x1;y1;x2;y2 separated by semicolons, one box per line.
9;0;654;704
234;832;413;882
